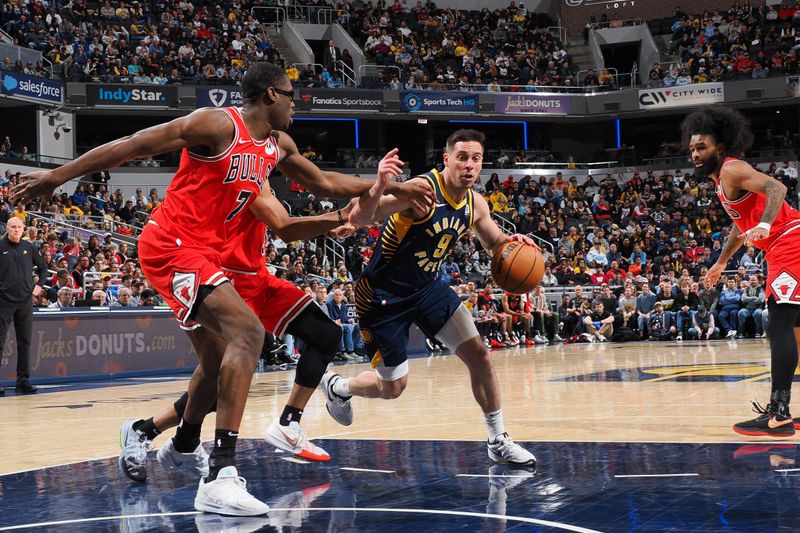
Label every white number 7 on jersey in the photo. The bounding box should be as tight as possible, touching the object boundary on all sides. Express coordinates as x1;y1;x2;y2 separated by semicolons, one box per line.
226;190;254;222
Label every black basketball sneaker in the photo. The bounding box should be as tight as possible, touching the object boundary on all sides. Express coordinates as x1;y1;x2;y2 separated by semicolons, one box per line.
733;390;795;437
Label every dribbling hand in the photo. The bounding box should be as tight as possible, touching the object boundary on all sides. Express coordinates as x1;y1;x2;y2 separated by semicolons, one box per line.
507;233;540;251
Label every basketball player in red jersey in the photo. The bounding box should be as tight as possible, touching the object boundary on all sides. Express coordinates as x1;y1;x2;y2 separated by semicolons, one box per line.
117;162;396;482
13;62;430;515
684;106;800;437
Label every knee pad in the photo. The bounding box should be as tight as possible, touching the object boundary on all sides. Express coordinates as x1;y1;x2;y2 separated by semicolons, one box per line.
287;304;342;388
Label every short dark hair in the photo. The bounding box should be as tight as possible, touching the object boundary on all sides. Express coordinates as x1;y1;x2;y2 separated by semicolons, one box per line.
681;105;753;157
445;129;485;152
241;61;288;102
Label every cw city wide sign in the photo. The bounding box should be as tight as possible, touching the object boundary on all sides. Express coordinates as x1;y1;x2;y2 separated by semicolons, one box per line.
564;0;636;7
296;89;384;111
400;91;479;113
0;70;63;105
494;93;570;114
86;84;178;107
196;86;244;108
638;83;724;110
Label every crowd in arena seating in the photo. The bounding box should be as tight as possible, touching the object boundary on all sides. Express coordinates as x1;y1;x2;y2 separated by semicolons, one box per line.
1;0;284;84
644;3;800;88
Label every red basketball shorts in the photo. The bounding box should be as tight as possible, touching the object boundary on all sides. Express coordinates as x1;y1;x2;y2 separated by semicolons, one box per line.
224;268;313;338
766;222;800;305
138;222;228;328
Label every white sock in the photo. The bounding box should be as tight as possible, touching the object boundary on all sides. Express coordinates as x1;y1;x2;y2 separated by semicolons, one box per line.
484;409;505;442
332;376;352;399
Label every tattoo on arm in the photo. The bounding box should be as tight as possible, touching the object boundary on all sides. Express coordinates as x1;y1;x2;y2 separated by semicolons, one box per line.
718;223;743;264
761;180;785;225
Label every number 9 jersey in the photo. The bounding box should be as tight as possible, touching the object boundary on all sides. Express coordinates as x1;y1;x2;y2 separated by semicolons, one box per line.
361;169;474;296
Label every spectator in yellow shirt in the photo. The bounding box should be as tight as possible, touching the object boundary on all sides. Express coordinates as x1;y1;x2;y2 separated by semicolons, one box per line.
491;193;511;214
286;65;299;81
11;205;27;221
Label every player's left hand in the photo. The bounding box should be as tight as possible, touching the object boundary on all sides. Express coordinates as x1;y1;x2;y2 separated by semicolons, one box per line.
740;225;769;246
329;224;357;238
507;233;540;250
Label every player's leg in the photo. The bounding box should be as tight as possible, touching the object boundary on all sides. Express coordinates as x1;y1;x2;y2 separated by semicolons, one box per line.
118;327;224;482
264;303;340;461
431;301;536;467
734;297;800;437
328;310;412;402
190;283;267;514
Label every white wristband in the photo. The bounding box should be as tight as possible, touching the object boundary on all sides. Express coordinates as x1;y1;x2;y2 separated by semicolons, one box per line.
755;222;771;232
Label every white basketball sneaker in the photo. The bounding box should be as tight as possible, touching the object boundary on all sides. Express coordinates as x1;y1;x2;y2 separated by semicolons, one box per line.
118;419;152;482
157;438;210;477
264;420;331;462
487;433;537;466
194;466;269;516
320;371;353;426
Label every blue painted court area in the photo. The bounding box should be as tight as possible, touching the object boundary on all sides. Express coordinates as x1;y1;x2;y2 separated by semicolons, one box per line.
1;440;799;532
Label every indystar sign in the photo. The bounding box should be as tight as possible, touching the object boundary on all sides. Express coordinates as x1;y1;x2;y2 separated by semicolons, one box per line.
86;84;178;107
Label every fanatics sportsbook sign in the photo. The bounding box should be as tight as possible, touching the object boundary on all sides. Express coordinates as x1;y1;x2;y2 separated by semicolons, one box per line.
86;84;178;107
296;89;384;111
638;83;724;110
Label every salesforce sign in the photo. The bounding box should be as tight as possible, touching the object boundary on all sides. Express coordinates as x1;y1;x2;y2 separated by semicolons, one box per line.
0;71;63;105
86;84;178;107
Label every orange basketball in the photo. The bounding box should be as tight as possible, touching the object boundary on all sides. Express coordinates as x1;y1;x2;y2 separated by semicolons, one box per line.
491;241;545;294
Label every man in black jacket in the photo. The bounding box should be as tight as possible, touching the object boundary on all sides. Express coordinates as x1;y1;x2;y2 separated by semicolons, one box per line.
0;217;49;394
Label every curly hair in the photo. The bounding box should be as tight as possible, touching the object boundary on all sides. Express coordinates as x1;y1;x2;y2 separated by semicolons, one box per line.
680;105;753;157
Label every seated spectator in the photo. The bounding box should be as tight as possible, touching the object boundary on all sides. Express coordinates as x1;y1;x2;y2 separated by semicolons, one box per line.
688;305;719;340
718;277;743;338
636;283;657;338
529;287;562;343
582;301;614;341
48;287;74;309
327;289;356;359
738;275;765;338
648;302;677;340
111;287;134;307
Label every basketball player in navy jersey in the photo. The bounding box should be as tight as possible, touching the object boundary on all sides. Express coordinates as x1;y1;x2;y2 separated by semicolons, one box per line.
321;129;537;466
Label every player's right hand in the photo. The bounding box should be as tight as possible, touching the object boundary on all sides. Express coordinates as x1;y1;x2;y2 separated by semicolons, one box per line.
11;170;59;206
703;263;725;289
394;178;435;213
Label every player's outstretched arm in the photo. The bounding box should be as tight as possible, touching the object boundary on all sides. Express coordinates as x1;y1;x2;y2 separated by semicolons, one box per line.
249;188;354;242
348;148;402;227
470;193;539;254
724;160;788;244
12;108;232;204
276;133;434;208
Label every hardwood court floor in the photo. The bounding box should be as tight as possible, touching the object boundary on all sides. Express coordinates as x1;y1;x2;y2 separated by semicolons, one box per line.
0;338;784;475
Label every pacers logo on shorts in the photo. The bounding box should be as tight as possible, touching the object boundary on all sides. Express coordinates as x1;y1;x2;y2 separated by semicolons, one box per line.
360;328;373;343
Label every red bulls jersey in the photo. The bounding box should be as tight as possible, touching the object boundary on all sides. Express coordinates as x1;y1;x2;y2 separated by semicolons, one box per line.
149;107;280;248
222;206;268;273
716;157;800;251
